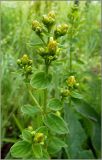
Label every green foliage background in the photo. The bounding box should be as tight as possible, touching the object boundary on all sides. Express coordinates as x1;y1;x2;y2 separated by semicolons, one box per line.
1;1;101;159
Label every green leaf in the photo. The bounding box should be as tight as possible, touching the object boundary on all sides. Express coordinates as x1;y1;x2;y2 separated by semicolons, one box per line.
78;150;94;159
22;129;32;143
44;113;69;134
48;98;62;111
21;104;40;116
42;148;50;159
30;71;52;89
91;123;101;156
32;144;43;158
71;91;83;99
35;126;48;136
48;136;67;154
10;141;31;158
80;118;101;157
64;103;87;159
72;99;99;122
77;59;85;64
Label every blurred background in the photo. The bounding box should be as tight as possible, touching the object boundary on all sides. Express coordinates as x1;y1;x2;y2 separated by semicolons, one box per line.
1;1;101;159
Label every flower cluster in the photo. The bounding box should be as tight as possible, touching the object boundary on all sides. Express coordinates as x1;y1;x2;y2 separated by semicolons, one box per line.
60;76;79;98
28;126;46;145
42;11;55;31
34;132;45;145
54;24;68;39
39;37;58;64
66;76;79;88
60;88;70;98
17;54;33;77
48;37;57;55
66;76;76;87
32;20;43;36
32;11;68;66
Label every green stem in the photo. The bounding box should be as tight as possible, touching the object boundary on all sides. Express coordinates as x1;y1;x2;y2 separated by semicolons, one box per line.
2;138;18;143
69;39;73;110
39;35;46;45
5;152;11;159
44;88;47;114
70;43;72;73
26;83;42;112
47;27;51;43
13;114;23;132
69;96;72;107
29;90;42;112
43;63;48;114
43;27;50;113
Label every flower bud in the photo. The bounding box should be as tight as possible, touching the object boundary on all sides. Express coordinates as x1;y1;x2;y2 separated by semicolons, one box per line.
32;20;43;35
48;11;55;18
55;111;61;117
32;20;41;30
26;66;32;74
61;89;70;97
42;11;55;30
39;47;46;56
48;56;53;61
21;54;29;65
48;55;57;61
74;83;79;89
66;76;76;87
17;54;33;78
31;131;36;135
28;126;33;131
36;27;42;35
47;37;57;55
17;59;21;65
28;60;33;65
54;24;68;38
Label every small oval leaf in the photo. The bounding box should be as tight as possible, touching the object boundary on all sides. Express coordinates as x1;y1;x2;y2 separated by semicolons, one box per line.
30;71;52;89
43;113;69;134
10;141;31;158
22;129;32;143
32;144;43;158
21;104;40;116
71;91;83;99
48;136;67;154
35;126;48;136
48;98;62;111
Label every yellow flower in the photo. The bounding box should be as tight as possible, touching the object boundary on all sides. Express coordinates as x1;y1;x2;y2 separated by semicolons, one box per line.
54;24;68;38
17;54;33;76
34;132;45;144
21;54;29;65
48;11;55;19
42;11;55;28
61;89;70;97
32;20;41;30
32;20;43;35
67;76;76;87
48;37;57;55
